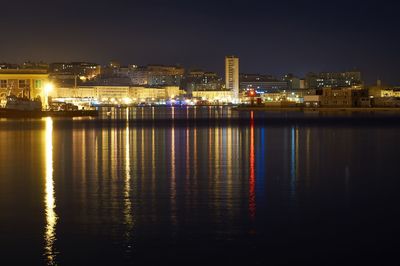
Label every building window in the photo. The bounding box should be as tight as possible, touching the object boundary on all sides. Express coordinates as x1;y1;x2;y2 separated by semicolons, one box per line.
18;80;26;88
0;80;6;88
34;80;42;89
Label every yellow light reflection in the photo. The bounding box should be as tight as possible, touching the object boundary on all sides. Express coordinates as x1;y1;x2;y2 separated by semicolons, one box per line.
152;127;156;189
124;114;133;249
44;117;57;265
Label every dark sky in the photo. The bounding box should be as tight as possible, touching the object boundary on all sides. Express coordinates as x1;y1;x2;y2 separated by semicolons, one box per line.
1;0;400;84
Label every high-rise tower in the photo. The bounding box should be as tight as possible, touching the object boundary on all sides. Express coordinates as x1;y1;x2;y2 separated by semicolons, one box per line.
225;56;239;102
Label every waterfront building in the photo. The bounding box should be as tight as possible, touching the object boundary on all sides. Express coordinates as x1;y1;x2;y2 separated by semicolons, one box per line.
304;87;368;107
372;97;400;107
380;88;400;97
51;85;181;104
0;69;49;102
366;80;392;98
225;56;239;102
303;95;322;107
318;87;368;107
192;90;233;103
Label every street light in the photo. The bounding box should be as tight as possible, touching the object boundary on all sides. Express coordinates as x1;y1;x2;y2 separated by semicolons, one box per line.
44;82;54;110
45;83;54;94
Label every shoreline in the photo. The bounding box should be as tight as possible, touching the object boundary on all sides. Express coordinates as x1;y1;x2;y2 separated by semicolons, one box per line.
0;109;99;118
233;106;400;113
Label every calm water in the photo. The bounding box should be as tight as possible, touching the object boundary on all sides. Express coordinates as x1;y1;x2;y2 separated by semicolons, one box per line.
1;107;400;265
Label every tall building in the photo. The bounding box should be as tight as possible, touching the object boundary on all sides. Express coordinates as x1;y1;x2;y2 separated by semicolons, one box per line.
225;56;239;101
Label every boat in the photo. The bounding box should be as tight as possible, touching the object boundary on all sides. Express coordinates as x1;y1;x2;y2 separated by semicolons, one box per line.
4;95;42;111
0;95;98;118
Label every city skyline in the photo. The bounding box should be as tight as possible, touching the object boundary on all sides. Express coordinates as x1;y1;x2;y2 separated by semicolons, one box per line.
0;58;390;87
1;0;399;84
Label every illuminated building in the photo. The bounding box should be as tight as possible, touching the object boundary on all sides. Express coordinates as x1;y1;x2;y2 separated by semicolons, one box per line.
147;65;184;86
100;63;138;80
0;69;49;102
380;88;400;97
184;70;223;94
305;71;362;89
192;90;233;103
129;65;184;86
367;80;391;98
22;61;49;70
51;85;181;104
49;62;101;80
372;97;400;107
240;74;288;93
130;66;149;85
303;95;322;107
225;56;239;102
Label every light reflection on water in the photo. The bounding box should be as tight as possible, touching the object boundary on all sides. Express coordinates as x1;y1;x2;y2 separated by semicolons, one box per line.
124;109;133;254
44;117;57;265
0;107;400;265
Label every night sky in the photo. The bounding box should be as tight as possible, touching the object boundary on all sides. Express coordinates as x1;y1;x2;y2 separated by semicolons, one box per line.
1;0;399;84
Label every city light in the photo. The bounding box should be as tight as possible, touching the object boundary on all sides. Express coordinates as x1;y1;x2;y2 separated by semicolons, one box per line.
44;82;54;110
44;82;54;94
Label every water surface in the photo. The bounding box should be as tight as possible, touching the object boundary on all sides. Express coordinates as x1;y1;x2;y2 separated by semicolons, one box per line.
1;107;399;265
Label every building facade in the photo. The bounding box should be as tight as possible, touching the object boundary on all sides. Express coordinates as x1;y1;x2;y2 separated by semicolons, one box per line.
0;69;49;102
50;62;101;80
184;70;223;94
240;74;289;93
305;71;362;89
225;56;239;102
318;87;368;107
192;90;233;103
51;85;180;103
282;74;305;90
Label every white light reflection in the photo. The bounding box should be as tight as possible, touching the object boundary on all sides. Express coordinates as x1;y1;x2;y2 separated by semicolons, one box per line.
44;117;58;265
